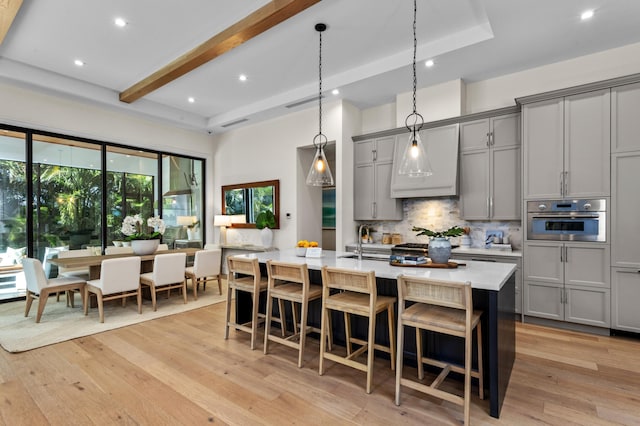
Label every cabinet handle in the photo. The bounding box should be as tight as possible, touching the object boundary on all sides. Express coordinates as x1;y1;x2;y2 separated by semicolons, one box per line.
486;132;490;147
564;246;568;263
371;202;376;218
564;171;568;196
560;172;564;197
560;247;563;263
486;198;490;216
471;258;496;262
373;202;377;218
490;131;494;145
489;197;493;218
372;149;377;162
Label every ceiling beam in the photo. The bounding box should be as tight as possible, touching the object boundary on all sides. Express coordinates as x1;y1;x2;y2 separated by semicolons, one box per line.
0;0;23;45
119;0;321;104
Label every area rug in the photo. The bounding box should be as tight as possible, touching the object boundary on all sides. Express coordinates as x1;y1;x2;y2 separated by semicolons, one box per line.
0;283;227;353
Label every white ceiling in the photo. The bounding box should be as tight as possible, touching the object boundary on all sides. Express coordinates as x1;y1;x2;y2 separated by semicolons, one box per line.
1;0;640;135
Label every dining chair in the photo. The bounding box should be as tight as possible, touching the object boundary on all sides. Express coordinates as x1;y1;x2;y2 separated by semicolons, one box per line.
84;257;142;323
319;266;396;394
184;248;222;299
263;260;323;367
139;252;187;311
394;275;484;426
225;256;268;350
104;246;134;255
57;248;93;280
23;258;86;323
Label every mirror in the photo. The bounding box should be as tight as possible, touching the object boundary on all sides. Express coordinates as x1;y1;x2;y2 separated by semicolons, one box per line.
222;179;279;229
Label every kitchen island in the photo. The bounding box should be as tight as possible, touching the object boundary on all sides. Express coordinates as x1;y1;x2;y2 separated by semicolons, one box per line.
233;249;516;418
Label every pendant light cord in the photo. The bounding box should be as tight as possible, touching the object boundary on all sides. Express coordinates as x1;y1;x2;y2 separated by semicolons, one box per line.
406;0;423;134
318;28;323;142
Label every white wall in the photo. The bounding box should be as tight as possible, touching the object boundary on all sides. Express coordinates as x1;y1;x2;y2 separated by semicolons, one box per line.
214;101;343;249
361;103;396;134
0;81;216;242
396;79;466;126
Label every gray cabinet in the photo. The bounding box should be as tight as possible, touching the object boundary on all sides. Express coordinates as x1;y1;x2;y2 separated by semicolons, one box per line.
460;114;520;220
390;123;459;198
524;241;610;327
523;89;610;199
354;136;402;220
453;252;522;314
612;82;640;153
611;152;640;269
611;268;640;332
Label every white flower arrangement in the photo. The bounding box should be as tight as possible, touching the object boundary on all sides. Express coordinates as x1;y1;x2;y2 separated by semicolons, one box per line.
121;214;166;240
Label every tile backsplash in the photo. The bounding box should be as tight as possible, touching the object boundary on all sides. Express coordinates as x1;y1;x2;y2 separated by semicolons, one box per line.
364;198;523;249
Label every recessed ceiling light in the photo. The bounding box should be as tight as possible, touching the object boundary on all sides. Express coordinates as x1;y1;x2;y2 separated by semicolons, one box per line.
114;17;127;27
74;59;85;67
332;89;340;95
188;97;195;103
238;74;248;82
581;9;594;20
425;59;435;68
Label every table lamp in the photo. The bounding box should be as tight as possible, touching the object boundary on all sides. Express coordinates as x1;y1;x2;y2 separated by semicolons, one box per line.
213;215;232;245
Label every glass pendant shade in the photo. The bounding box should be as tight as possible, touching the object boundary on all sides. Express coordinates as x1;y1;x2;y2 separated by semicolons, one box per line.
398;130;432;177
306;146;334;186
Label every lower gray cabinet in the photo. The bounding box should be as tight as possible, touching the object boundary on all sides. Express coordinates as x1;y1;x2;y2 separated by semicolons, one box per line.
524;241;610;328
611;267;640;332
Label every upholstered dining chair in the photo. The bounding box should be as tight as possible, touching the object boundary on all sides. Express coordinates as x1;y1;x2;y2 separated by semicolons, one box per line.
104;246;134;255
84;256;142;323
23;258;86;323
139;252;187;311
185;248;222;299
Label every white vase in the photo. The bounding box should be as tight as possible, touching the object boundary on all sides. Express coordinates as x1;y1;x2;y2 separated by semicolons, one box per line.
131;239;160;255
260;228;273;248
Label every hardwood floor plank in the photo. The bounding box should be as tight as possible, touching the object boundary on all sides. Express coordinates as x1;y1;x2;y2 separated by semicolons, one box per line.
1;303;639;425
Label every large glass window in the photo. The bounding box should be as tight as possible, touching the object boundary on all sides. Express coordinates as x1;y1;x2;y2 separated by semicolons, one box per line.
32;136;102;275
162;155;203;247
106;146;158;246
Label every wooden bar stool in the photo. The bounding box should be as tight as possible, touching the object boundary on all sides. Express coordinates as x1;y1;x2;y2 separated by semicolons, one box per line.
263;260;323;367
395;275;484;426
319;266;396;394
225;256;268;350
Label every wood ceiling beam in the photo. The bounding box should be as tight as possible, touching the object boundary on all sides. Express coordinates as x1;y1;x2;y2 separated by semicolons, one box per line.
119;0;321;104
0;0;23;45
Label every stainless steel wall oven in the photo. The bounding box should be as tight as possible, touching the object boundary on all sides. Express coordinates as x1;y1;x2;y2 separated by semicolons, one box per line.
527;199;606;242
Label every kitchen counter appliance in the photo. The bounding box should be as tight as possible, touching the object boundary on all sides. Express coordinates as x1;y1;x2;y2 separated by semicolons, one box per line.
527;199;606;242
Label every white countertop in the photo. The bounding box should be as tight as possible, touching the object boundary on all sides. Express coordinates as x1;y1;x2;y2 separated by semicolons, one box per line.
237;249;516;292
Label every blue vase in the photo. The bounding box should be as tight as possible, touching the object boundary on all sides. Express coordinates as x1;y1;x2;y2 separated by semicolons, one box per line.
429;237;451;264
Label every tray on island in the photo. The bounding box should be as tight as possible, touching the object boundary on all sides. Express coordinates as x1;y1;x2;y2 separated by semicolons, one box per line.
389;260;465;269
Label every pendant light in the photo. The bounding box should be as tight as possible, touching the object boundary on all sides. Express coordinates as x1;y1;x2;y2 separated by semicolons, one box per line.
306;23;334;187
398;0;432;177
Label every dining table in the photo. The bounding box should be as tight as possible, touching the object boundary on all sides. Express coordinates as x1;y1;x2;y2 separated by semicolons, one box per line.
48;247;200;280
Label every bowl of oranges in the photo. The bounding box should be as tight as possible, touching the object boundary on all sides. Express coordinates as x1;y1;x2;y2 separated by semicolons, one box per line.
296;240;318;256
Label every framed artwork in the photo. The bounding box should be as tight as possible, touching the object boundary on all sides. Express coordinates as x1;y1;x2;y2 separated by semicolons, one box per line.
322;187;336;229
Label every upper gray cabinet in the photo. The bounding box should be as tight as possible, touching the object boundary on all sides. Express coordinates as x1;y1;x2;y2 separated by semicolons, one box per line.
390;123;459;198
354;136;402;221
459;113;521;220
523;89;610;199
612;82;640;153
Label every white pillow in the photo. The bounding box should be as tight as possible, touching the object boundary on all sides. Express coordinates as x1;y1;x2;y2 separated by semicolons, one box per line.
6;247;26;265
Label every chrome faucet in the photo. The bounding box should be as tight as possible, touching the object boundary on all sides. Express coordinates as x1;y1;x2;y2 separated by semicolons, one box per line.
356;224;368;260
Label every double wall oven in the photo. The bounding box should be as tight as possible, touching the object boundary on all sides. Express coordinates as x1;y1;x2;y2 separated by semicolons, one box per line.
526;199;606;242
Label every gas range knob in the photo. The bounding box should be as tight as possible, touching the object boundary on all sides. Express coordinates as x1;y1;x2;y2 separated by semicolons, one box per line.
538;203;547;210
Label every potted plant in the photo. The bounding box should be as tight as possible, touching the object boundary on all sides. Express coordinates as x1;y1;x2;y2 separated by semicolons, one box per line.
255;210;276;248
121;214;166;255
187;219;200;240
412;225;464;264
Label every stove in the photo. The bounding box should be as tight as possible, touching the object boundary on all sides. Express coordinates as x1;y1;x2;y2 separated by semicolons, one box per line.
391;242;459;256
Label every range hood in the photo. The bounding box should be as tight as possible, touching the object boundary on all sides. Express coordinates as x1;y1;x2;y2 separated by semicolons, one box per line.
163;156;195;197
163;188;192;197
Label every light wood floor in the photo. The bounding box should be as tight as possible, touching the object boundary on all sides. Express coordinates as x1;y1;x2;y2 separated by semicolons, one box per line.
1;296;639;425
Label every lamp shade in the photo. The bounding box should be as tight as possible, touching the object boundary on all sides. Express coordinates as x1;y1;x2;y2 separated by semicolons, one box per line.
177;215;197;226
230;214;246;224
213;215;232;227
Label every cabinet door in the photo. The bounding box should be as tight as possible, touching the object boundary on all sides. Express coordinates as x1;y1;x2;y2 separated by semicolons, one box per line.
524;281;563;320
491;113;520;149
459;150;489;219
354;163;374;220
460;119;489;151
491;145;521;220
564;285;610;327
354;139;374;165
523;98;564;199
374;161;402;220
611;267;640;332
524;242;563;283
611;82;640;153
375;136;396;162
612;152;640;269
564;244;610;288
564;89;610;198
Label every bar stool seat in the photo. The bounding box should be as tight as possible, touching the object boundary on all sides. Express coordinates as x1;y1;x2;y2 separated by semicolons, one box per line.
395;275;484;426
264;260;324;367
319;266;396;394
225;256;268;350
